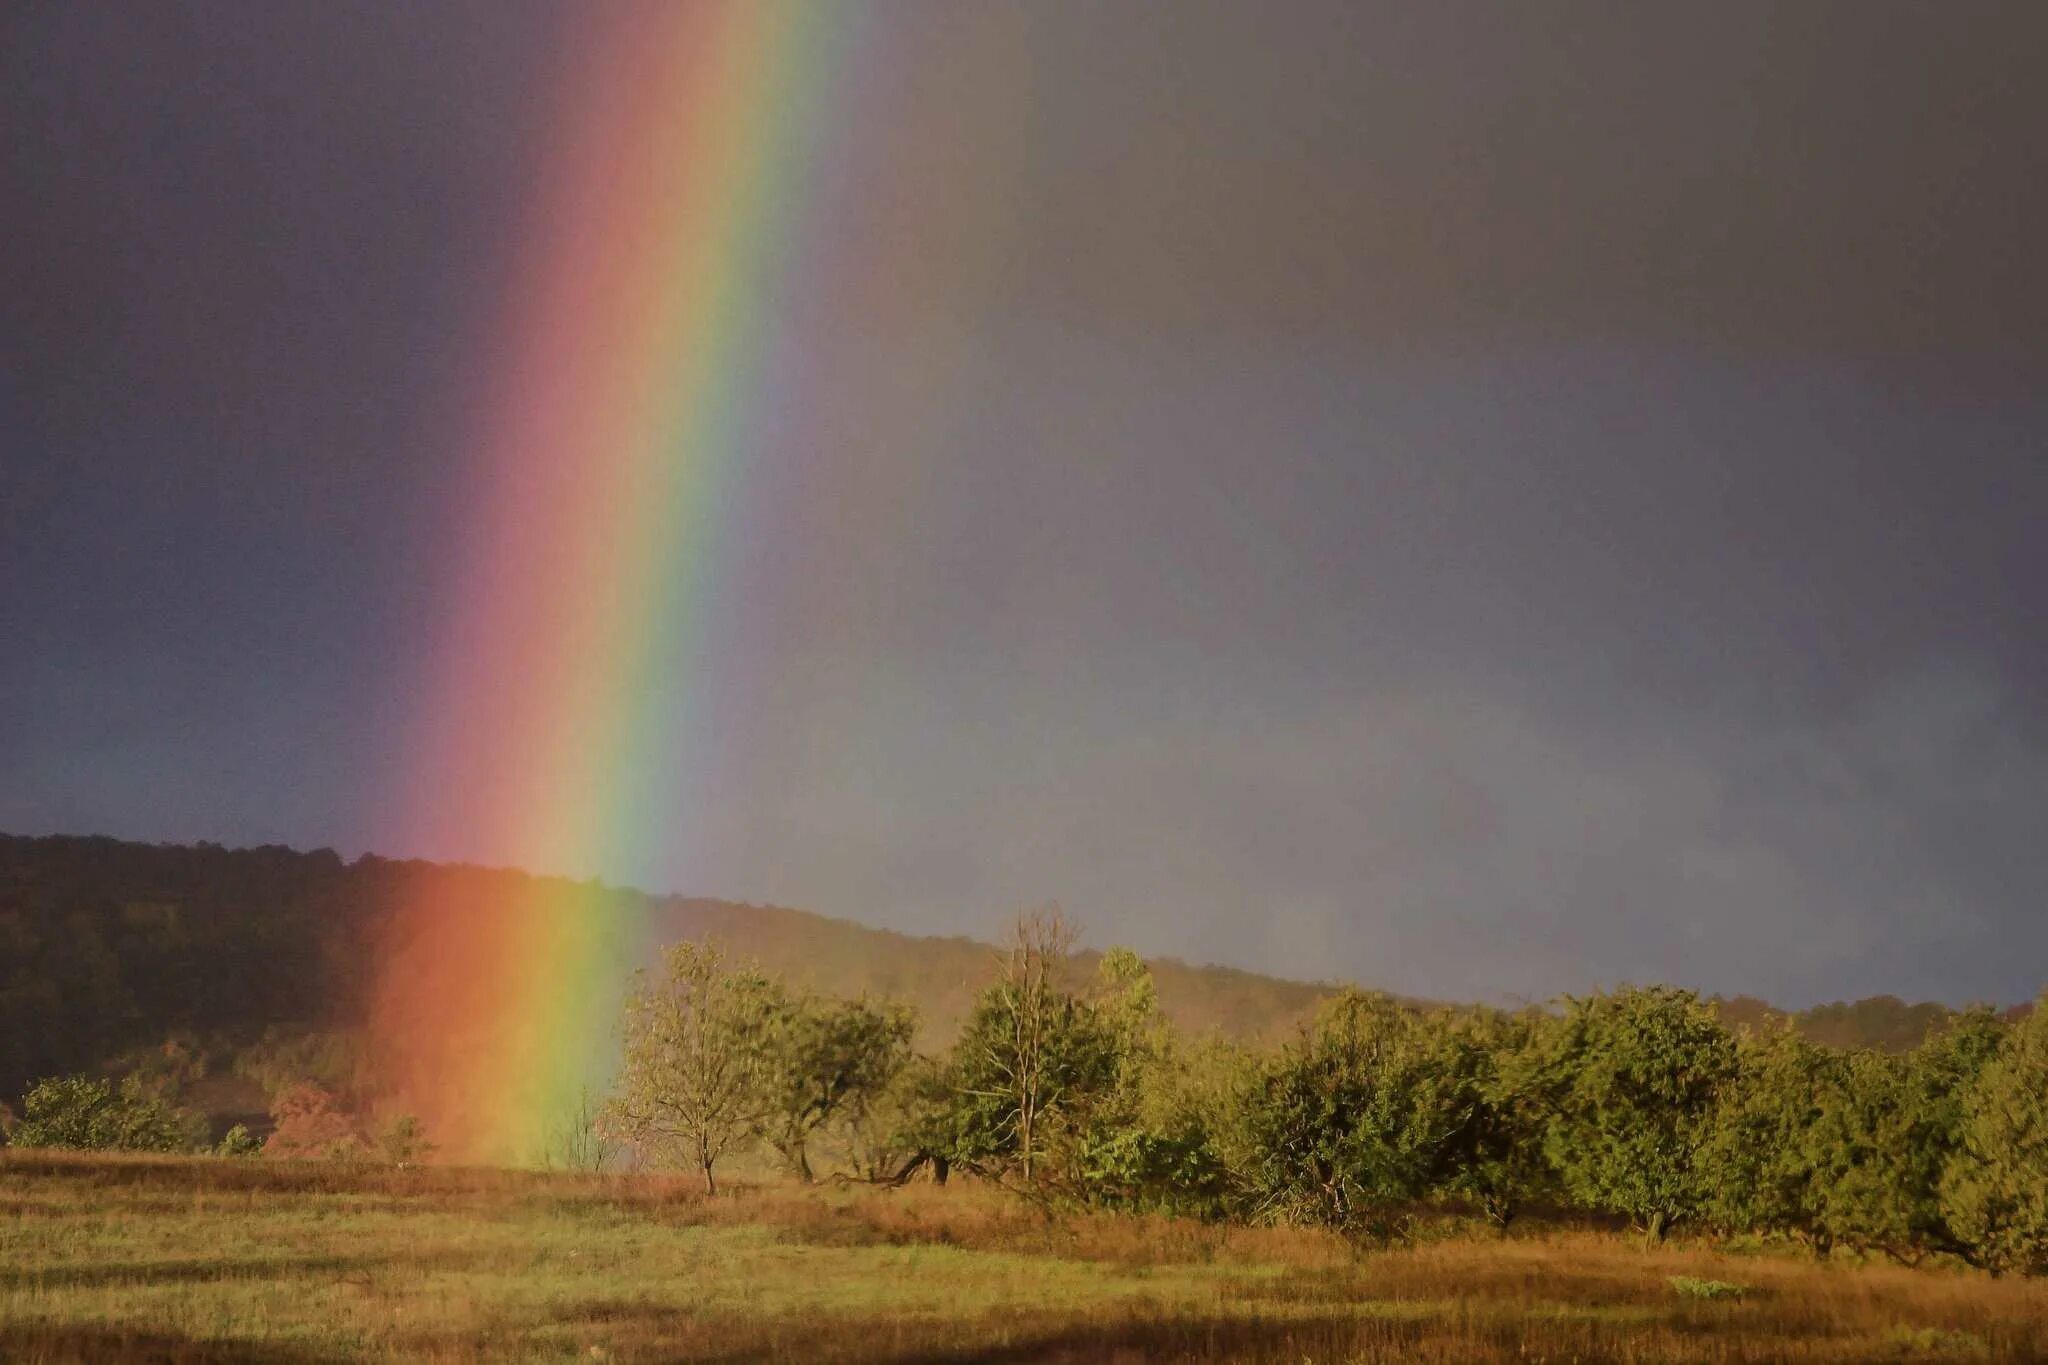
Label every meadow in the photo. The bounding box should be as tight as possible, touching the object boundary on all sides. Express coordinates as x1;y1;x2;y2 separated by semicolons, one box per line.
5;1151;2046;1363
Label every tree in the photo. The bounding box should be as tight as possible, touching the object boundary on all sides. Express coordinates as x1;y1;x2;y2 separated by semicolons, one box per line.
1439;1007;1554;1232
947;906;1123;1187
215;1123;261;1158
539;1085;621;1173
1943;996;2048;1275
600;940;782;1193
1538;987;1736;1243
757;993;915;1181
262;1083;365;1160
376;1113;434;1165
838;1052;955;1183
1800;1047;1917;1257
1069;948;1227;1214
1824;1008;2008;1266
1233;991;1470;1239
9;1074;189;1153
1699;1026;1839;1249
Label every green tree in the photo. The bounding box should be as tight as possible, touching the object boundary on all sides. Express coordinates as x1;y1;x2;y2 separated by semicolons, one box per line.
1439;1007;1555;1232
214;1123;261;1158
1071;949;1226;1214
1538;986;1736;1243
1699;1026;1839;1248
1942;996;2048;1275
1233;991;1468;1238
757;993;915;1182
837;1052;955;1183
9;1074;189;1152
1823;1008;2009;1265
600;940;782;1193
948;907;1117;1185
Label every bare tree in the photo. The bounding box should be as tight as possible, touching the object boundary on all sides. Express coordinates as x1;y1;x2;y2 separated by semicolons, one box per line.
990;904;1080;1182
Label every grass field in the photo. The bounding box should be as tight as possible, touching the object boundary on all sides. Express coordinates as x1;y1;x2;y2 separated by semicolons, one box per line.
4;1152;2046;1362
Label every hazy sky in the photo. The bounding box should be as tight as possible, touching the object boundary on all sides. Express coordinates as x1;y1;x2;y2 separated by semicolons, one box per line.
5;2;2047;1006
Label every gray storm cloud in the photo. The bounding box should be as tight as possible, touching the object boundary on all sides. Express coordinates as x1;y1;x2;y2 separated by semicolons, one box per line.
4;2;2047;1007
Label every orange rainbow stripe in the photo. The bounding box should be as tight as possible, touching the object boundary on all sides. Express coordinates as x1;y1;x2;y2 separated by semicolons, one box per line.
370;2;859;1165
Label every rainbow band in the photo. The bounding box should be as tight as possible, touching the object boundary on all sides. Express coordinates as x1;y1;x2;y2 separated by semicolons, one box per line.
371;3;851;1165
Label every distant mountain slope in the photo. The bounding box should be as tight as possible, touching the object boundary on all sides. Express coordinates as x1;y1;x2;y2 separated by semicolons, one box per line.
0;831;1994;1106
637;895;1333;1047
0;832;1329;1099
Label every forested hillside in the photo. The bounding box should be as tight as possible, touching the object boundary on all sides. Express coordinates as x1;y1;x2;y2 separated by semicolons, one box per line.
0;831;1996;1113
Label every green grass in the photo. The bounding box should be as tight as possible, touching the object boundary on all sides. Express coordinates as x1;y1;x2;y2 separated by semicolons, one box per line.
4;1151;2047;1362
1668;1275;1749;1300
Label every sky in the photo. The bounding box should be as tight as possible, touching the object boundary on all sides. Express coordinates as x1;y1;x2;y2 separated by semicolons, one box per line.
4;1;2047;1008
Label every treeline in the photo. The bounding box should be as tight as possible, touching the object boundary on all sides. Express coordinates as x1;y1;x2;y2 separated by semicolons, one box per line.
0;833;1995;1112
0;834;1327;1105
0;834;390;1101
593;910;2048;1277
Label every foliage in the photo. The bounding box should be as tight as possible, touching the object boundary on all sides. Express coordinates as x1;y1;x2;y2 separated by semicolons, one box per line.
215;1123;260;1158
1700;1027;1839;1245
538;1085;620;1173
1434;1007;1554;1229
835;1052;954;1181
376;1113;433;1165
1823;1008;2011;1264
945;907;1119;1185
756;993;915;1181
1229;992;1476;1238
1537;987;1737;1241
8;1074;191;1153
1669;1275;1748;1299
600;940;785;1192
263;1083;366;1160
232;1027;364;1101
1942;997;2048;1275
11;834;2048;1278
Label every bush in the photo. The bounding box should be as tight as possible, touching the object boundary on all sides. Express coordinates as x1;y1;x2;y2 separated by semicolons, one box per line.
215;1123;261;1158
1669;1276;1747;1300
377;1113;434;1165
9;1074;191;1152
1942;998;2048;1275
262;1083;365;1159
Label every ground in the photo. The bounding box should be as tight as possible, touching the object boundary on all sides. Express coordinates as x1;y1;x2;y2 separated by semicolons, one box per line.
3;1152;2045;1362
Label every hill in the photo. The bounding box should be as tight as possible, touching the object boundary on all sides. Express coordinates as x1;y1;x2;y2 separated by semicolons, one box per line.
0;832;1331;1109
0;831;1993;1117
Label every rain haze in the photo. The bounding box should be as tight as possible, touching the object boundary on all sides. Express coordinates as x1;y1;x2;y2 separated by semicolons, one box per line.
5;1;2047;1008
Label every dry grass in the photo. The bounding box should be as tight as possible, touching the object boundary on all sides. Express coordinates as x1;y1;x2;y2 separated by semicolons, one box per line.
3;1151;2046;1362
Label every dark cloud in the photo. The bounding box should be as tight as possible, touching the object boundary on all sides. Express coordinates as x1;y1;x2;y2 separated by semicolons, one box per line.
837;2;2048;370
4;2;2046;1005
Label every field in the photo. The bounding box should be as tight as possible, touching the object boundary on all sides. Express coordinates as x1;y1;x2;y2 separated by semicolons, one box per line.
4;1152;2046;1363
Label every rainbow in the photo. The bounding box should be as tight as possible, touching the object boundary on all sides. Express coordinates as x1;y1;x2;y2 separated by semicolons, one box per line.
369;3;860;1165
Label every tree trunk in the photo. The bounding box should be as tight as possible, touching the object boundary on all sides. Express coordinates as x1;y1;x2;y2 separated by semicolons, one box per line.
1642;1210;1668;1250
794;1143;813;1184
932;1155;949;1186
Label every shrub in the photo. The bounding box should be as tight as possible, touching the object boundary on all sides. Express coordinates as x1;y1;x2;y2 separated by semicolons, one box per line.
262;1083;365;1159
215;1123;261;1158
1669;1275;1747;1300
377;1113;434;1165
1942;997;2048;1275
9;1074;190;1152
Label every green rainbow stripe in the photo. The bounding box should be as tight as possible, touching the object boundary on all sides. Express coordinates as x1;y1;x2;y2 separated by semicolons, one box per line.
371;3;856;1165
